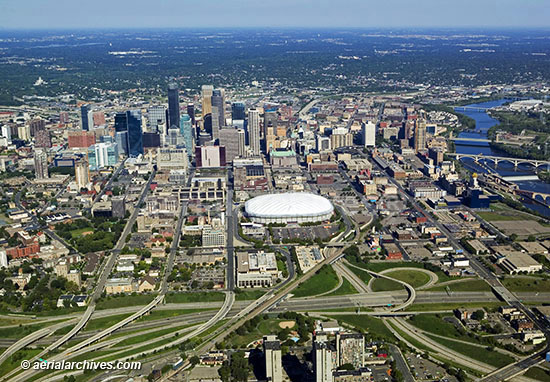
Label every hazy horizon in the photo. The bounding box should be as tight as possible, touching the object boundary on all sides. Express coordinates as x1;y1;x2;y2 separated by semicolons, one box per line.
1;0;550;30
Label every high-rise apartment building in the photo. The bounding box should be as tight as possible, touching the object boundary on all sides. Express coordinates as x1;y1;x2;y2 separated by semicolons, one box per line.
330;128;353;149
248;108;261;156
35;130;52;148
336;333;365;369
75;158;90;190
167;83;180;131
34;149;49;180
362;121;376;147
263;335;283;382
237;129;246;157
126;110;143;157
314;334;334;382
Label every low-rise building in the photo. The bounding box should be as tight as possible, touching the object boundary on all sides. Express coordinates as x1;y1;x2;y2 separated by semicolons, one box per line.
236;251;279;288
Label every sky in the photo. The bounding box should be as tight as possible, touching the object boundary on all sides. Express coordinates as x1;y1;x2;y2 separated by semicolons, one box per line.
1;0;549;29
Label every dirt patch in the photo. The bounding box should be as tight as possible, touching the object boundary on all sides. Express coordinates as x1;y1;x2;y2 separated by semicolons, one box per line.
279;320;295;329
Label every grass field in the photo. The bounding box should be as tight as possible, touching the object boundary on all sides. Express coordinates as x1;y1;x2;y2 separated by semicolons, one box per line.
364;261;454;284
477;211;524;221
404;302;505;312
293;265;339;298
115;324;197;347
234;289;267;301
96;294;156;310
427;279;491;292
164;291;225;304
384;269;430;288
502;277;550;292
136;308;214;322
524;367;550;382
332;315;396;342
371;277;405;292
347;265;372;284
387;321;432;352
70;227;94;238
425;334;514;368
326;277;359;296
0;348;42;377
0;319;68;339
408;314;468;340
227;318;294;348
83;313;133;332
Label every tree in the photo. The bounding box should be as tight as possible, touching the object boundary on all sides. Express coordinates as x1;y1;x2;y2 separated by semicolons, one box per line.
189;356;200;366
472;309;485;321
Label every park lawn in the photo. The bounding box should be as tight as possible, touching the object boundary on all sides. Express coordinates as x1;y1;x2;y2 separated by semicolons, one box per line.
404;302;505;312
333;315;396;343
0;348;42;377
524;367;550;382
384;269;430;288
502;277;550;292
292;265;339;298
165;291;225;304
427;279;491;292
326;277;359;296
371;277;404;292
477;211;524;221
227;318;290;348
425;334;514;368
96;294;156;310
83;313;133;332
235;289;267;301
70;227;94;238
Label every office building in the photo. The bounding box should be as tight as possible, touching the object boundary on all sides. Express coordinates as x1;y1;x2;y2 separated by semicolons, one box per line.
59;111;69;124
126;110;143;157
236;251;279;288
264;110;277;137
263;335;283;382
314;334;334;382
232;102;245;121
331;128;353;149
75;158;90;190
88;142;118;170
92;111;105;127
201;85;214;116
237;129;246;157
248;108;261;156
317;136;331;152
167;83;180;131
68;131;96;148
414;118;427;152
202;226;226;247
148;106;166;132
34;149;49;179
195;146;226;168
114;112;127;132
187;103;195;125
211;89;225;129
80;104;90;131
361;122;376;147
115;131;128;155
180;114;194;157
219;128;241;162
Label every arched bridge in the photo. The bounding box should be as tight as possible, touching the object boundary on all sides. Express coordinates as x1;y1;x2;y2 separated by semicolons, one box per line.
516;189;550;205
448;153;550;168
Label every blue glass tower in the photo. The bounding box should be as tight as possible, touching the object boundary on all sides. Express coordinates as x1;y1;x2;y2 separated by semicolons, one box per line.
126;110;143;157
180;114;193;159
232;102;245;121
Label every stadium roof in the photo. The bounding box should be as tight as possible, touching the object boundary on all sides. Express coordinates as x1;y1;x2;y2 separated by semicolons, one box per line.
245;192;333;219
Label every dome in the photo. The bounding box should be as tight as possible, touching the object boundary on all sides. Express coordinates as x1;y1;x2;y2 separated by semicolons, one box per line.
244;193;334;224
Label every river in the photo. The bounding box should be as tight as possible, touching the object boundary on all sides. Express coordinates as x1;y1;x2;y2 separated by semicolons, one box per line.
453;99;550;216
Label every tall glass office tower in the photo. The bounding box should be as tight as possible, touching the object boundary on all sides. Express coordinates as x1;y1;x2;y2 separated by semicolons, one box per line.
167;82;180;131
180;114;194;159
126;110;143;157
232;102;245;121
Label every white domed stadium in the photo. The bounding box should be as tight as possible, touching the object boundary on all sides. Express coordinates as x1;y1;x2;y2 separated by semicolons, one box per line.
244;192;334;224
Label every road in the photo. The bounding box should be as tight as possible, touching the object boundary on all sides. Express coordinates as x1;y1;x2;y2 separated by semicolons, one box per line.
92;159;127;205
388;344;415;382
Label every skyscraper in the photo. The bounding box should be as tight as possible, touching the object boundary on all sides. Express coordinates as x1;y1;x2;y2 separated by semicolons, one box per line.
34;149;49;180
80;104;90;131
263;110;278;137
187;103;196;125
114;112;128;132
201;85;214;116
115;131;128;155
232;102;246;121
148;106;167;133
219;128;240;163
248;108;261;156
313;334;334;382
237;129;246;158
126;110;144;157
167;83;180;132
211;89;225;129
180;114;194;158
414;118;427;152
263;335;283;382
362;121;376;147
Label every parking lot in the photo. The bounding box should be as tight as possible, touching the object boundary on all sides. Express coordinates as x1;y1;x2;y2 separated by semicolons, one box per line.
406;352;457;381
272;223;339;242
